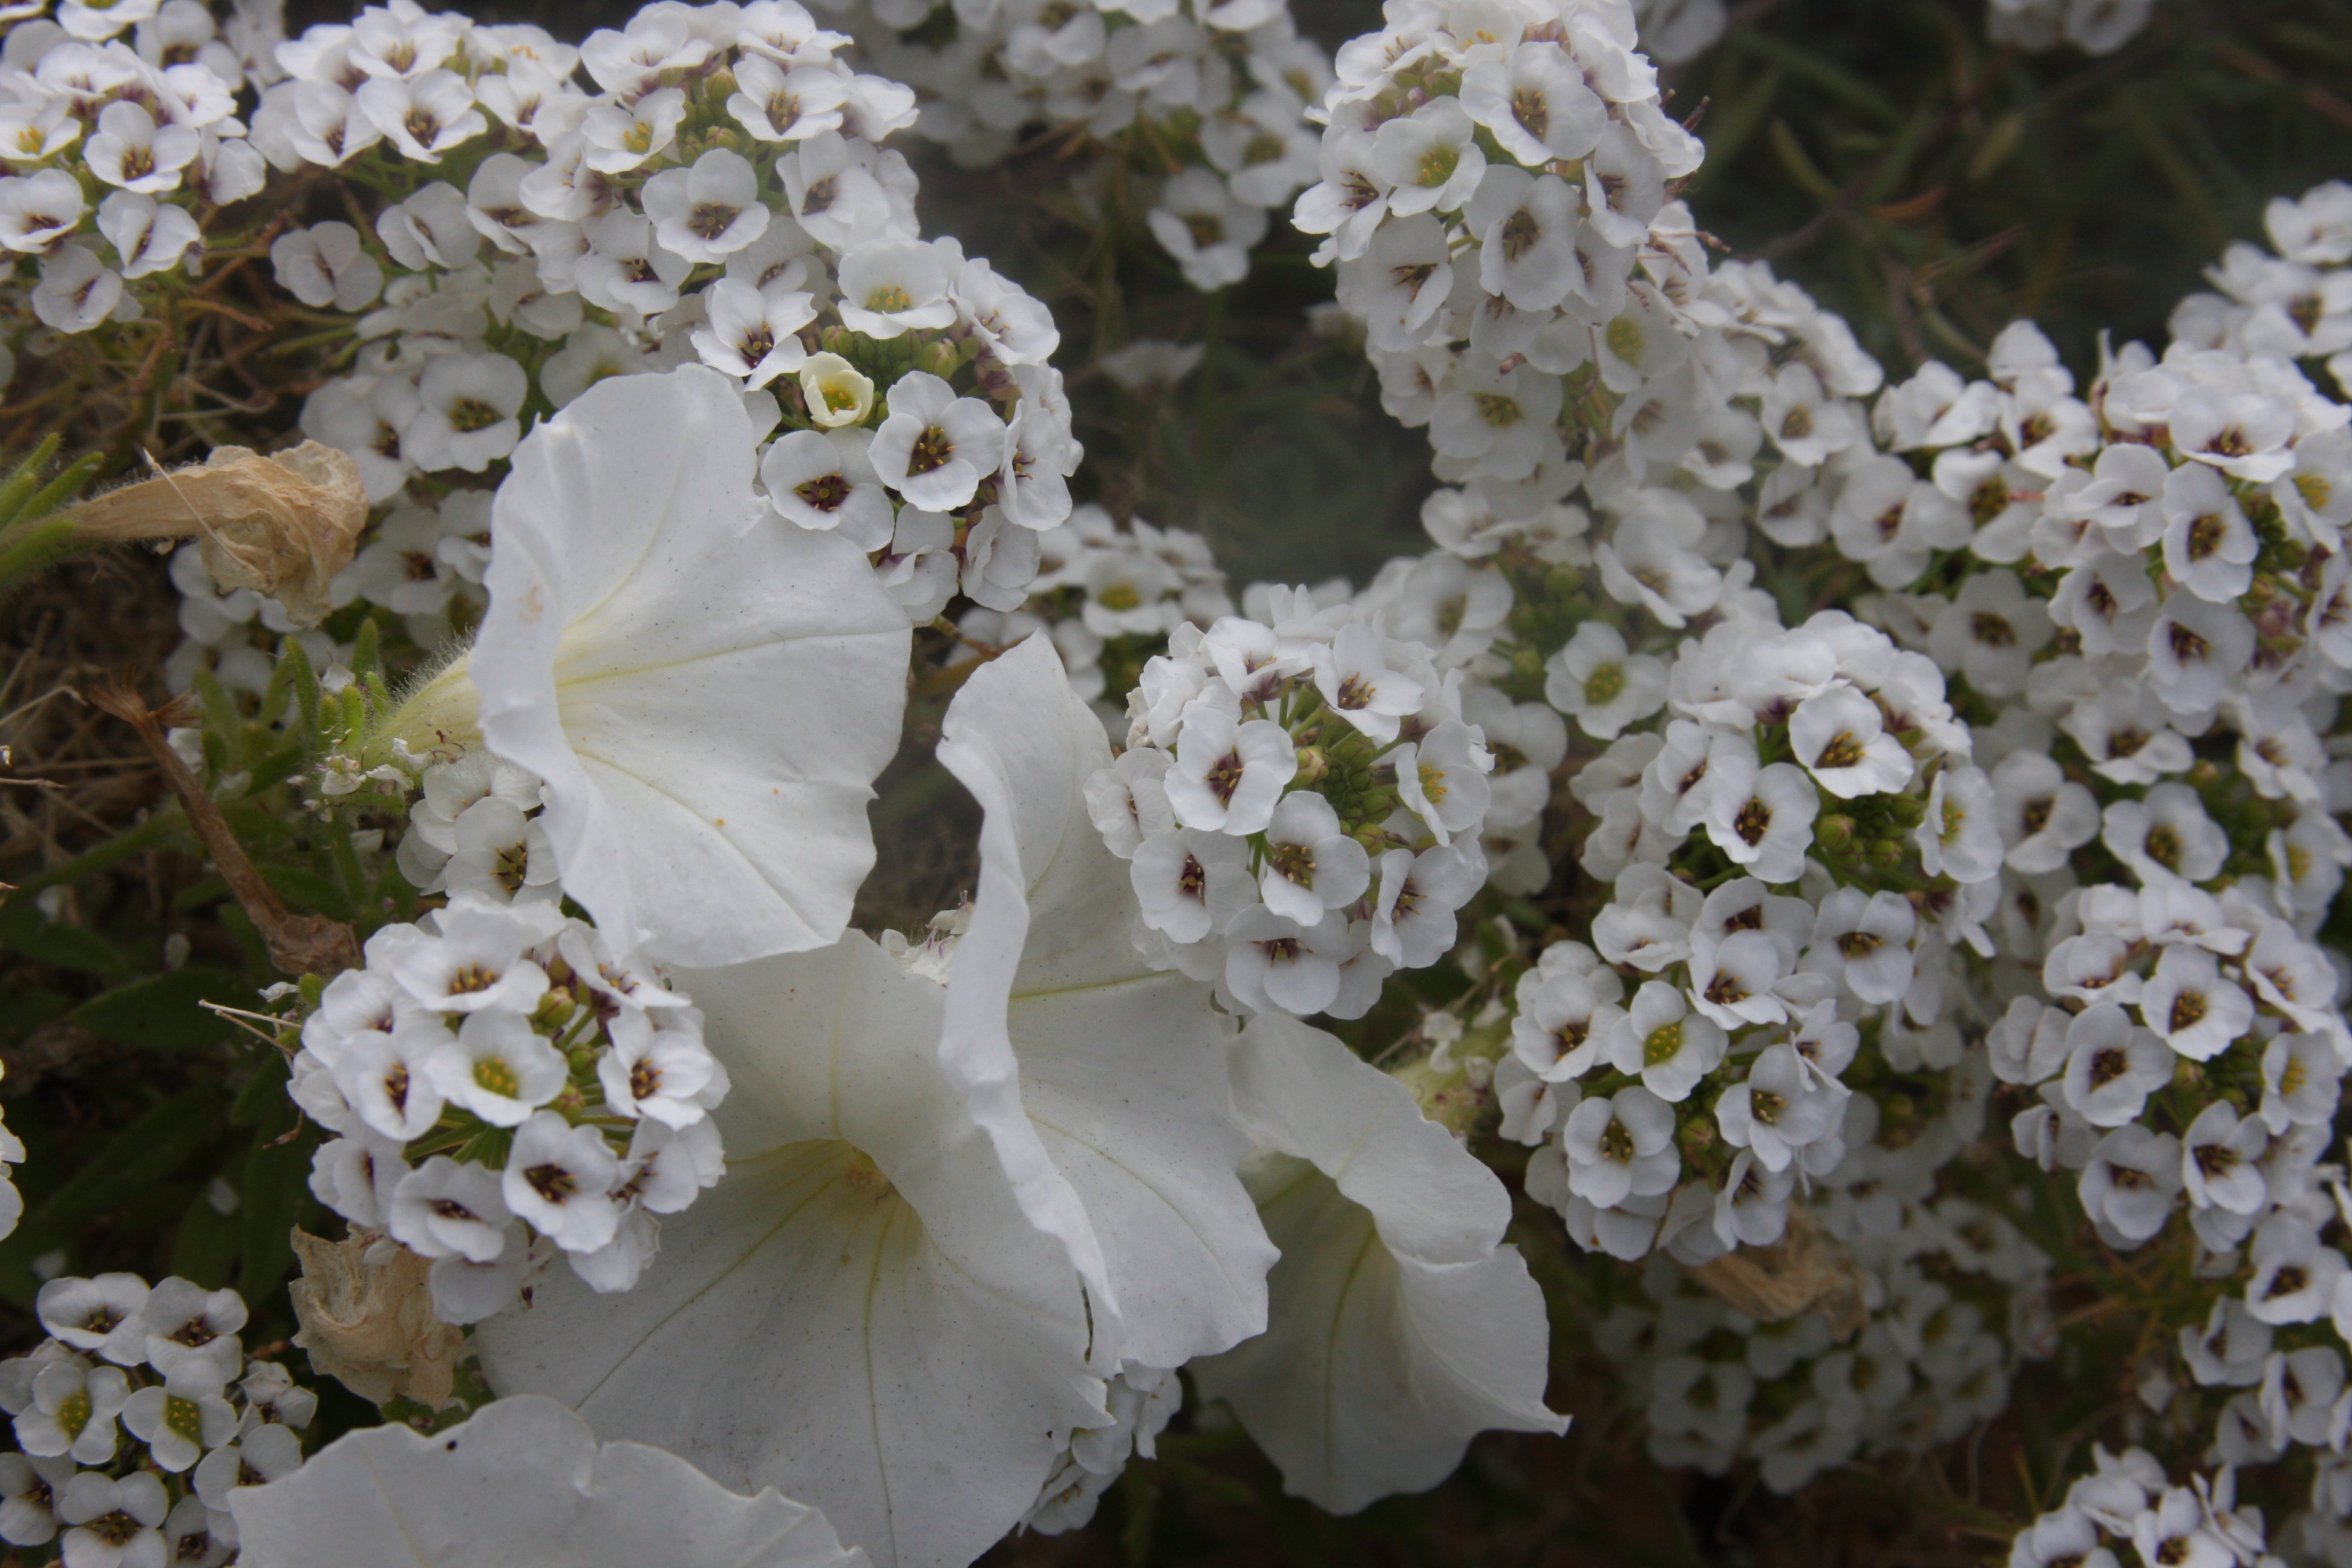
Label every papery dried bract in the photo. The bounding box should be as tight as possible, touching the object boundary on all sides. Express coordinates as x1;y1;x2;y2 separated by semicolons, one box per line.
68;441;367;624
286;1229;464;1411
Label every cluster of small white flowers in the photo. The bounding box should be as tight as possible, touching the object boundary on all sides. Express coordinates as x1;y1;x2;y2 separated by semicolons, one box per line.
322;486;492;645
1996;878;2347;1259
832;0;1331;292
1301;0;2352;1524
2176;182;2352;390
2;1272;316;1567
1083;575;1504;1018
0;1;276;351
1492;593;1989;1260
162;541;346;701
249;0;1076;622
1302;0;1811;552
2008;1450;2286;1568
388;750;551;901
1985;0;2162;56
289;875;726;1323
1308;0;1892;639
1596;1152;2052;1495
954;502;1233;730
1808;191;2352;1296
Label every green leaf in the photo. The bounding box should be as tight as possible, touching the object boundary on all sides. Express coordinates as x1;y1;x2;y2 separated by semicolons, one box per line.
27;1085;226;1229
1;812;179;903
230;1048;293;1130
1731;27;1904;127
262;863;356;923
238;1129;316;1302
193;668;242;763
350;615;382;685
281;636;322;749
169;1185;243;1290
1692;66;1784;192
0;898;134;979
71;967;261;1052
0;434;64;528
1768;120;1843;204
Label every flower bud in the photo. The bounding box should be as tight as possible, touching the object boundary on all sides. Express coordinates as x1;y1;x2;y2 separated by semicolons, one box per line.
800;352;875;429
531;987;577;1032
1294;746;1329;783
1816;814;1856;854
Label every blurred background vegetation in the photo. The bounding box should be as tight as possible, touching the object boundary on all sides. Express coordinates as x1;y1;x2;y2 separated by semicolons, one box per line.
5;1;2352;1563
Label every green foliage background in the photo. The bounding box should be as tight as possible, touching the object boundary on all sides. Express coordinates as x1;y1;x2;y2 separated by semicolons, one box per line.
4;1;2351;1563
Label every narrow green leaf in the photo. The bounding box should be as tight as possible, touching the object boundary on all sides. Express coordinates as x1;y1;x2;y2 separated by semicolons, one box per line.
71;967;261;1052
1;812;180;902
351;615;382;685
0;898;134;979
237;1130;315;1302
282;636;322;746
1769;120;1843;203
229;1050;292;1130
1732;28;1904;127
0;435;63;529
25;1085;226;1231
1685;65;1784;194
169;1186;243;1290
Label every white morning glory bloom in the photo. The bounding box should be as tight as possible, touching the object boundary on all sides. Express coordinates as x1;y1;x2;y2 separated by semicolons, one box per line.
474;930;1108;1568
1192;1014;1566;1514
933;635;1278;1376
391;365;911;967
229;1395;861;1568
476;638;1278;1568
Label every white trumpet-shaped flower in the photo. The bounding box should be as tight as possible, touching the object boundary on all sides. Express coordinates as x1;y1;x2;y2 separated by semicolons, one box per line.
475;933;1106;1568
229;1395;860;1568
1192;1014;1567;1513
396;365;910;967
933;635;1278;1376
476;637;1277;1568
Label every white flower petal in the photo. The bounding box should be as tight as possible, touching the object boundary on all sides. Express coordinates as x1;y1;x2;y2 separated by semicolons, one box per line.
936;635;1275;1373
229;1394;858;1568
1192;1014;1566;1512
471;365;910;967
